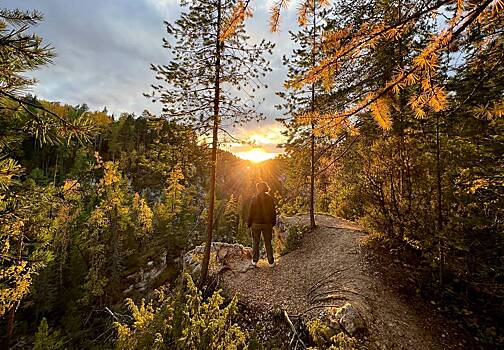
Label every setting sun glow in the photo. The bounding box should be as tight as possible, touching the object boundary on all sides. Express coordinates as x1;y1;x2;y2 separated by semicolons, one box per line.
235;148;276;163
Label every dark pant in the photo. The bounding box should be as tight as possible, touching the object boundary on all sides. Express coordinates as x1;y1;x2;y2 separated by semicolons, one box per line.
251;223;274;264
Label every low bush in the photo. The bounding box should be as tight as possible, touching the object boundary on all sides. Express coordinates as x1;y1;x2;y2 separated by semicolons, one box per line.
280;224;310;256
306;319;356;350
114;274;247;349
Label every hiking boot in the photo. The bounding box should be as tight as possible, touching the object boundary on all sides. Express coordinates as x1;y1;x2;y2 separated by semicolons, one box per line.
250;260;257;267
268;262;275;268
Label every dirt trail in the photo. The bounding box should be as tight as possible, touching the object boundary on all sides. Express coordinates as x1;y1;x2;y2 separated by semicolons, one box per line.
220;214;468;350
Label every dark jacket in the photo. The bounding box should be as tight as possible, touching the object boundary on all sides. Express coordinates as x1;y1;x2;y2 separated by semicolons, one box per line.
248;192;276;227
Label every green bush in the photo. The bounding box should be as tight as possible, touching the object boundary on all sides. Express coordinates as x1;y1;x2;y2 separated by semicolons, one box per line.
114;273;247;349
281;224;309;255
306;319;356;350
33;318;64;350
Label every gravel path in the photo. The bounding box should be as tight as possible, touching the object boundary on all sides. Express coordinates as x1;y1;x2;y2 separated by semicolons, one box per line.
220;214;468;350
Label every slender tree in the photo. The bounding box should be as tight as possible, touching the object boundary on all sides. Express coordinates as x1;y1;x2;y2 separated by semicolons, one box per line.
148;0;273;285
277;1;331;229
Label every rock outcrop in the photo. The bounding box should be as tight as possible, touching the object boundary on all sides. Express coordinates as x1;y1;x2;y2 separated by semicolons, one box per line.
123;252;168;294
333;303;366;336
184;242;253;278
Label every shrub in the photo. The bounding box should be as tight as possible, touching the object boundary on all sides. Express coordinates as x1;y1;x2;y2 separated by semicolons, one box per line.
281;224;309;256
114;273;247;349
306;319;356;350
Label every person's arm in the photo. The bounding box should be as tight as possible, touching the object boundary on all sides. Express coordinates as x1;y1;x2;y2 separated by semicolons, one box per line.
271;196;277;226
248;197;255;228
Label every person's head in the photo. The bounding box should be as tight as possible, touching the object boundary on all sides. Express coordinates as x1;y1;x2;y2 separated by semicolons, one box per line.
256;181;269;194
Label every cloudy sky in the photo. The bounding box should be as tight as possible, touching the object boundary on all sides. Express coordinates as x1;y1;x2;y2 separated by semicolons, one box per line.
7;0;300;158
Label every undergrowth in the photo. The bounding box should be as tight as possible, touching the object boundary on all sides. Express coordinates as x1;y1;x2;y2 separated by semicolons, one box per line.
307;319;357;350
279;224;310;256
114;273;247;349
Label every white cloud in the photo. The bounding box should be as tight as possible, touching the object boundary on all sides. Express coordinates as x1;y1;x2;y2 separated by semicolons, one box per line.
145;0;180;15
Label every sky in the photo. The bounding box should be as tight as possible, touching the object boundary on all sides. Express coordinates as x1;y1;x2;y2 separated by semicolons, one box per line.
6;0;300;159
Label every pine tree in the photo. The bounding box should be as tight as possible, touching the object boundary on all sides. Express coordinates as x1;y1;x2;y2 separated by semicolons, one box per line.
79;157;153;305
0;8;92;183
0;9;95;342
277;1;332;228
148;0;273;285
33;318;64;350
224;194;239;239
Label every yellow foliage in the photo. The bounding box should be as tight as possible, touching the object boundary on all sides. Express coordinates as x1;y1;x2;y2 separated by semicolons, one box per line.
115;274;246;349
493;0;504;14
473;99;504;120
469;178;489;194
370;97;392;130
0;261;33;317
101;162;121;187
296;111;319;125
63;179;81;200
88;111;112;128
275;0;498;130
297;1;309;26
269;0;290;32
133;193;153;236
428;86;448;112
219;0;253;41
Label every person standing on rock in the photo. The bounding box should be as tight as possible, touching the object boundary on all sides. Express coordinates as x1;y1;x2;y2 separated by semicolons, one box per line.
248;181;277;268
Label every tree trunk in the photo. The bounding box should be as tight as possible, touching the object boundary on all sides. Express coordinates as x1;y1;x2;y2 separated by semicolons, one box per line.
5;303;17;347
436;113;444;287
310;118;316;230
5;232;24;347
199;0;222;287
309;0;317;230
53;152;59;184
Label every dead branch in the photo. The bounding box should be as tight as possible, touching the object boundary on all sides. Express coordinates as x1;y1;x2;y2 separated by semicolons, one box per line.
283;309;307;350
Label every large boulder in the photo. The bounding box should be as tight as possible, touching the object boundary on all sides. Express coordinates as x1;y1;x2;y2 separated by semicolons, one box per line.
184;242;253;278
333;303;366;336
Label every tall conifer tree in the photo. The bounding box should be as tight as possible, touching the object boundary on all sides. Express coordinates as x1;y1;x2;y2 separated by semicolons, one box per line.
277;1;331;228
148;0;273;285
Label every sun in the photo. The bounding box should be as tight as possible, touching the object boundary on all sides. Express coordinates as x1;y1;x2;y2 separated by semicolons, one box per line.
235;148;276;163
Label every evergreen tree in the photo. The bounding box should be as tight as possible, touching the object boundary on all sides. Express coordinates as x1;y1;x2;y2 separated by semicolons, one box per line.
33;318;64;350
148;0;273;285
223;194;239;239
0;7;94;345
0;8;92;185
79;157;154;305
277;2;332;227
